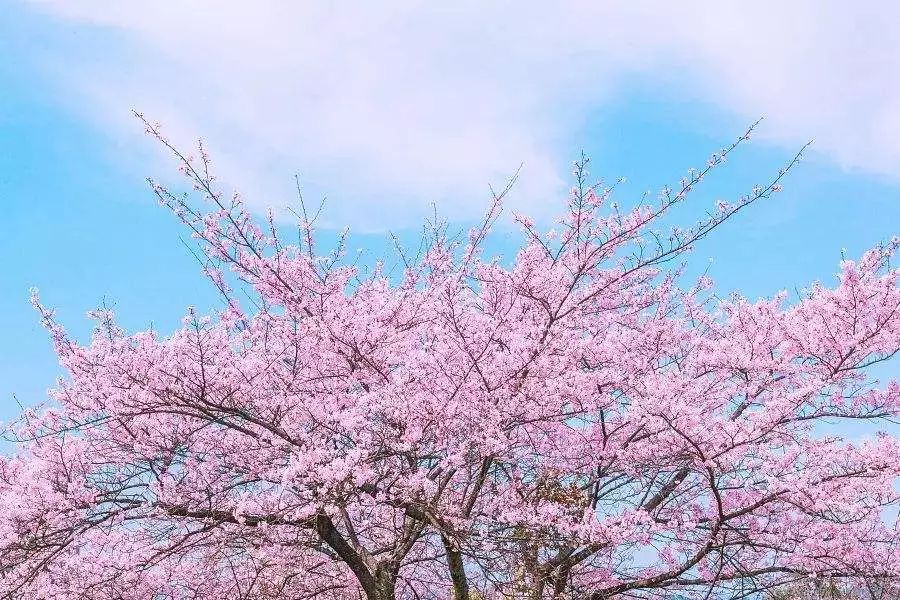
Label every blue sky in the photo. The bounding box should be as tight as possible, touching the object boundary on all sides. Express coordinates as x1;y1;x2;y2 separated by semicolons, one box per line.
2;2;900;428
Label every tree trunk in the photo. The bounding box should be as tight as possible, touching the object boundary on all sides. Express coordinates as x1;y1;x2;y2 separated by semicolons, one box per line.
315;513;397;600
371;565;397;600
442;535;470;600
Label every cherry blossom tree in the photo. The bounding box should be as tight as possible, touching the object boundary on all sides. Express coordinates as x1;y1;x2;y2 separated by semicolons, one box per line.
1;118;898;600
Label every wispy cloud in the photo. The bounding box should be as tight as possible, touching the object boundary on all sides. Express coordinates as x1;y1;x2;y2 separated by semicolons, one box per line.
23;1;900;229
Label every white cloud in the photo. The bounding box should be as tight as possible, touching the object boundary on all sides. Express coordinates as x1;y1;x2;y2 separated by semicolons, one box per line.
22;1;900;229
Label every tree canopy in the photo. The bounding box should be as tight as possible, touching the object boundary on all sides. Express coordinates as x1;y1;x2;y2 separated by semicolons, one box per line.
2;120;898;600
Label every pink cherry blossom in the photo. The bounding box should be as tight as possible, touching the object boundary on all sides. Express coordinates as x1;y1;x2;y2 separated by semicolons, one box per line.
1;118;898;600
